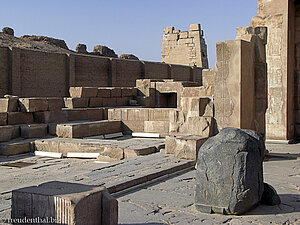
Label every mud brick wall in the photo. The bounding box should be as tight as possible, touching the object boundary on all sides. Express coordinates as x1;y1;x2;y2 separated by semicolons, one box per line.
0;47;9;96
12;48;68;97
70;54;110;87
0;47;200;98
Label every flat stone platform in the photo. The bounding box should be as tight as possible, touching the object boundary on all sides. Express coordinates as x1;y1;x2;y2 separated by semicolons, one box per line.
0;143;299;224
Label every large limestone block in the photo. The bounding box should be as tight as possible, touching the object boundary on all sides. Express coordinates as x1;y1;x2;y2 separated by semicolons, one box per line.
64;98;89;109
89;97;103;107
69;87;98;98
121;120;144;134
0;98;18;112
182;86;213;98
103;98;117;107
97;88;111;98
121;87;137;97
178;116;213;137
65;109;89;121
127;108;149;121
20;124;48;138
0;139;32;156
19;98;48;112
34;110;68;123
0;125;14;142
195;128;265;215
12;181;118;225
7;112;34;125
0;112;7;125
110;88;122;98
149;109;174;121
181;97;213;117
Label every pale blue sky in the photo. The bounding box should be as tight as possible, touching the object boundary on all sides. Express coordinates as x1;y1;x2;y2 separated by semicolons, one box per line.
1;0;257;67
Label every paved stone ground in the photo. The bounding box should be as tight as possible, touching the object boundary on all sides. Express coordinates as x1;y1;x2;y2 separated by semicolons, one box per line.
0;143;299;224
116;143;300;225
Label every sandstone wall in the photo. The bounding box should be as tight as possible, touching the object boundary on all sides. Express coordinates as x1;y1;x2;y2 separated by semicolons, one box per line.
0;47;200;97
250;0;293;140
161;24;209;68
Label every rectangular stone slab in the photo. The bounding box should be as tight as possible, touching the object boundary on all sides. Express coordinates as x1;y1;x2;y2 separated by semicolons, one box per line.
56;120;122;138
7;112;34;125
19;98;48;112
20;124;48;139
0;98;18;112
69;87;98;98
11;181;118;225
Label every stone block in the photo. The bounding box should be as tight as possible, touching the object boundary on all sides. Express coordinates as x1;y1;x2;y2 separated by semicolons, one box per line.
110;88;122;98
19;98;48;112
103;98;117;107
116;97;130;106
189;24;201;31
165;136;177;155
0;98;18;112
121;87;137;97
144;121;169;135
98;146;124;161
182;86;213;97
64;97;89;108
0;139;32;156
108;109;122;120
181;97;213;117
124;146;156;159
195;128;265;215
11;125;20;139
0;112;7;125
56;120;121;138
11;181;112;225
179;31;188;39
97;88;111;98
127;108;149;121
34;110;68;123
149;109;173;121
167;135;208;160
101;188;118;225
20;124;48;139
7;112;34;125
65;109;89;121
87;108;104;121
163;27;174;34
0;125;14;142
47;97;64;110
121;120;144;134
184;117;213;137
48;123;57;136
89;97;103;107
69;87;98;98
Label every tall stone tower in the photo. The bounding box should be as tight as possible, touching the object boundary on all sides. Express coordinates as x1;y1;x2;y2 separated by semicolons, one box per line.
161;24;209;68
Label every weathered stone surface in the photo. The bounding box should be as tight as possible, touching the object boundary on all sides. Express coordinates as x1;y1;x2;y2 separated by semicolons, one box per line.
0;112;7;125
11;181;118;225
47;97;64;110
260;183;281;206
92;45;118;58
7;112;34;125
0;139;32;156
20;35;69;50
0;126;14;142
119;54;139;60
19;98;48;112
195;127;265;215
165;135;208;160
20;124;48;139
64;97;89;108
34;110;68;123
2;27;14;36
97;88;111;98
69;87;98;98
76;43;88;54
144;121;169;136
0;98;18;112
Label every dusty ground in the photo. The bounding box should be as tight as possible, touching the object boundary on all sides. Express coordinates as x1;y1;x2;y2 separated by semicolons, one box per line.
0;143;299;224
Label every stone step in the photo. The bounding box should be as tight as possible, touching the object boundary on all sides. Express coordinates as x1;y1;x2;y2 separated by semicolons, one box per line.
56;120;122;138
0;138;35;156
34;136;165;161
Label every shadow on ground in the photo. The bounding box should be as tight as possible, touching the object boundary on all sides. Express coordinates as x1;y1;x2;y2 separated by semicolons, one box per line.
264;153;300;161
246;194;300;215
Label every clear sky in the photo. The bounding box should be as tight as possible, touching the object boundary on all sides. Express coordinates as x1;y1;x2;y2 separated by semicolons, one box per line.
1;0;258;67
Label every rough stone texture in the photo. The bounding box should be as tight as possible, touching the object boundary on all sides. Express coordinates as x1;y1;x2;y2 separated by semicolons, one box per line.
47;97;64;110
0;126;14;142
34;110;68;123
20;35;69;50
2;27;14;36
7;112;34;125
0;139;32;156
20;124;48;139
76;43;88;54
195;127;265;215
165;135;208;160
161;24;209;68
69;87;98;98
0;98;18;112
92;45;117;58
19;98;48;112
0;112;7;125
11;181;118;225
119;54;139;60
64;97;89;108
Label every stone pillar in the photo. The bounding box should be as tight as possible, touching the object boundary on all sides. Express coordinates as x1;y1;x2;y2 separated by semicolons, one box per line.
214;39;255;131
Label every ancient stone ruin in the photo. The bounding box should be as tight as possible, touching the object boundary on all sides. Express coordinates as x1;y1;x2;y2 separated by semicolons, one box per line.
0;0;299;223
